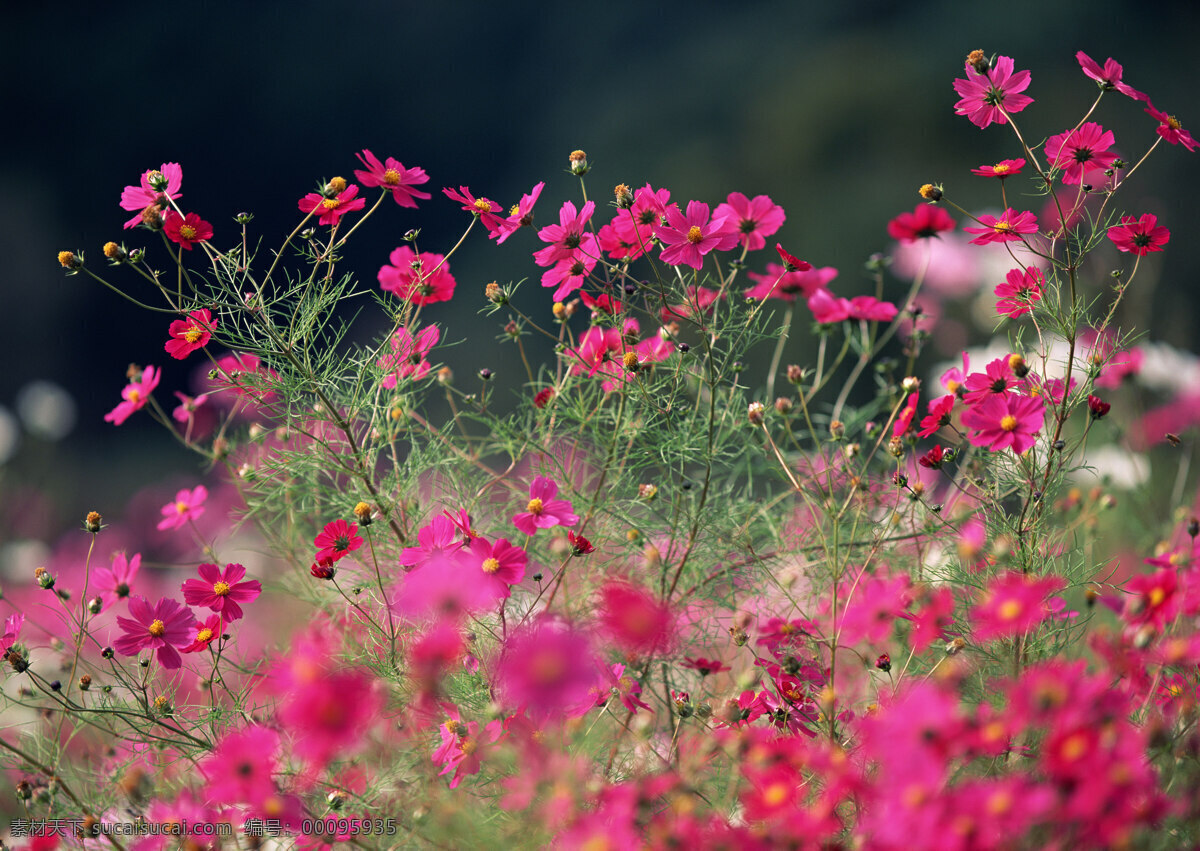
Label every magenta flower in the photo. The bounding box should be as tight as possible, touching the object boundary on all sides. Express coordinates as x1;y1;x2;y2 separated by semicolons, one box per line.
496;618;599;720
597;581;677;656
163;210;213;250
970;158;1026;178
847;295;898;322
962;356;1023;405
964;209;1038;245
181;562;261;622
918;394;956;438
298;184;367;226
378;325;439;388
1045;122;1118;186
181;615;224;653
443;186;508;237
540;234;599;302
1075;51;1146;101
209;352;278;404
962;392;1045;454
512;475;578;535
353;149;431;208
377;247;456;305
745;263;836;302
313;520;363;563
807;288;852;324
94;552;140;611
534;200;597;267
1144;102;1197;151
113;596;195;669
104;365;160;426
1108;213;1170;256
157;484;208;531
971;571;1066;640
1;613;23;655
713;192;786;252
164;308;217;359
657;200;738;270
467;537;527;600
119;162;182;229
597;183;672;261
887;204;956;243
200;724;282;806
952;55;1033;129
493;180;545;245
994;266;1045;318
399;514;464;569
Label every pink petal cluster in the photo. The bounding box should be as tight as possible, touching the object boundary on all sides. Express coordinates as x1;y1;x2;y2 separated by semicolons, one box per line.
298;184;367;226
713;192;785;252
119;162;182;229
952;55;1034;129
354;149;431;207
377;247;456;305
180;562;261;621
164;308;217;359
378;326;439;388
157;484;208;531
113;596;195;669
656;201;738;270
104;365;160;426
512;476;579;535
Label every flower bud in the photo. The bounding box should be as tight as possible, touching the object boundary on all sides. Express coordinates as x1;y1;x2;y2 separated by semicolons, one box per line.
622;351;641;372
325;176;348;196
901;376;920;393
57;250;83;270
887;436;905;458
140;206;164;230
829;420;845;440
101;646;114;659
78;675;92;691
485;281;506;304
786;364;804;385
437;366;454;385
774;397;793;415
88;597;103;615
728;626;749;647
966;49;989;72
85;511;103;533
747;402;766;425
918;183;943;202
1087;394;1111;419
102;242;126;262
146;170;169;191
353;502;373;526
552;302;566;319
311;559;337;580
152;695;172;715
844;442;860;459
568;150;589;176
478;368;493;381
614;183;634;208
35;567;54;590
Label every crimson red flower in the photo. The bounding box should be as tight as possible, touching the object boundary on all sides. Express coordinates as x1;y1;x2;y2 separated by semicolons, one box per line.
952;55;1034;129
164;308;217;359
918;395;956;438
314;519;364;563
164;210;213;250
567;530;594;555
1045;122;1118;186
1088;394;1111;419
298;184;367;225
918;445;946;469
964;209;1038;245
180;562;262;622
962;392;1045;454
1075;51;1146;101
113;596;196;669
657;200;738;270
181;614;224;654
1144;102;1198;151
1108;213;1170;256
994;266;1044;318
887;204;956;243
310;558;336;580
775;243;811;272
533;387;555;409
353;149;431;208
970;158;1026;178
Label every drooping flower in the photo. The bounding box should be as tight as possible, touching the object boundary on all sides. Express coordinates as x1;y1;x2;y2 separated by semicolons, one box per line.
713;192;785;252
119;163;182;229
962;392;1045;454
744;264;837;302
113;596;196;669
1075;51;1146;101
656;201;738;270
157;484;208;531
994;266;1045;317
163;211;213;250
952;55;1034;129
443;186;508;237
887;204;956;243
313;520;363;563
971;571;1066;640
377;247;456;305
1107;213;1170;256
180;562;262;622
1045;122;1118;186
512;476;578;535
970;158;1026;178
104;365;160;426
298;184;367;226
378;325;439;388
94;552;140;611
964;209;1038;245
353;149;431;208
893;392;919;437
1;613;24;656
164;308;217;359
1143;102;1198;151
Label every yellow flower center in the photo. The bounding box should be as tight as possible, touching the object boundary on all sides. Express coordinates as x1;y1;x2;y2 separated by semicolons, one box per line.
473;198;494;213
526;497;544;515
762;782;790;807
998;599;1022;620
183;327;204;343
212;581;231;596
993;220;1015;233
987;789;1013;816
458;736;477;756
481;557;501;574
128;390;141;403
196;628;213;643
1149;587;1166;607
322;198;341;210
148;619;166;637
175;501;189;515
1060;732;1089;762
1167;115;1181;130
992;163;1010;173
179;224;197;240
383;168;401;185
444;719;461;735
686;225;704;244
1000;415;1018;432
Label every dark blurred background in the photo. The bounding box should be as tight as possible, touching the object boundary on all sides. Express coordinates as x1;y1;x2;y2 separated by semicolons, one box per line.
3;0;1198;544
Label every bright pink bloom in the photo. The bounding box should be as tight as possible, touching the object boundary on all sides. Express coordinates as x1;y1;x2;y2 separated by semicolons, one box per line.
952;55;1034;129
775;243;811;272
1;613;22;654
909;587;956;652
200;724;281;806
1107;213;1170;256
971;158;1026;178
164;308;217;359
298;184;366;226
597;581;676;656
353;149;431;208
209;352;278;403
495;181;545;244
443;186;508;237
580;292;622;316
807;288;852;323
435;713;504;788
598;184;671;261
534;200;596;267
971;571;1066;640
378;325;439;388
660;284;724;321
181;614;224;654
276;661;383;771
466;537;527;599
313;519;363;563
964;209;1038;244
893;392;919;437
119;163;182;229
1144;102;1198;151
713;192;785;251
540;233;599;301
180;562;261;621
113;596;196;669
887;204;956;242
377;246;456;305
1045;122;1118;186
941;352;970;395
995;266;1044;317
400;514;464;569
94;552;140;611
962;356;1022;404
393;552;499;619
1122;568;1179;630
1075;51;1145;100
157;484;208;531
847;295;898;322
745;263;837;302
656;201;738;270
495;618;599;719
512;475;578;535
962;392;1045;454
918;394;956;438
104;365;160;425
163;210;213;250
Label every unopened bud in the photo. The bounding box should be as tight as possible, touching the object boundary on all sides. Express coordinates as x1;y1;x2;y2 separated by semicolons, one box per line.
353;502;373;526
638;483;658;501
1008;353;1028;378
58;250;83;270
888;436;905;458
88;597;103;615
102;242;126;262
568;150;589;176
325;176;347;195
901;376;920;393
919;183;943;202
485;281;506;304
966;49;989;72
774;397;793;415
829;420;845;440
614;183;634;208
747;402;766;425
85;511;102;533
78;675;92;691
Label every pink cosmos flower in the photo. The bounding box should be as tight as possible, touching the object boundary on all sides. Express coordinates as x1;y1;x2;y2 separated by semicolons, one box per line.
807;288;852;324
104;365;160;426
313;519;363;563
353;149;431;208
157;484;208;531
995;266;1044;317
540;233;599;301
952;55;1034;129
434;713;504;789
443;186;508;237
534;200;597;267
164;308;217;359
893;392;919;437
971;571;1066;640
199;724;281;807
1144;102;1198;151
1;613;22;655
656;201;738;270
598;183;671;260
400;514;465;569
181;562;262;621
512;475;578;535
909;587;956;651
94;552;140;611
114;596;196;669
1107;213;1170;256
713;192;786;251
1075;51;1146;101
495;181;545;244
378;325;439;388
918;394;956;438
962;392;1045;454
744;263;836;303
775;243;810;272
180;614;224;654
847;295;898;322
597;581;677;656
163;210;213;250
495;618;599;720
207;352;279;408
660;284;724;321
887;204;956;243
1045;122;1118;186
393;551;499;619
970;158;1026;178
964;209;1038;245
298;184;367;226
962;357;1021;404
466;537;527;599
276;661;383;771
377;246;456;305
119;163;182;229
